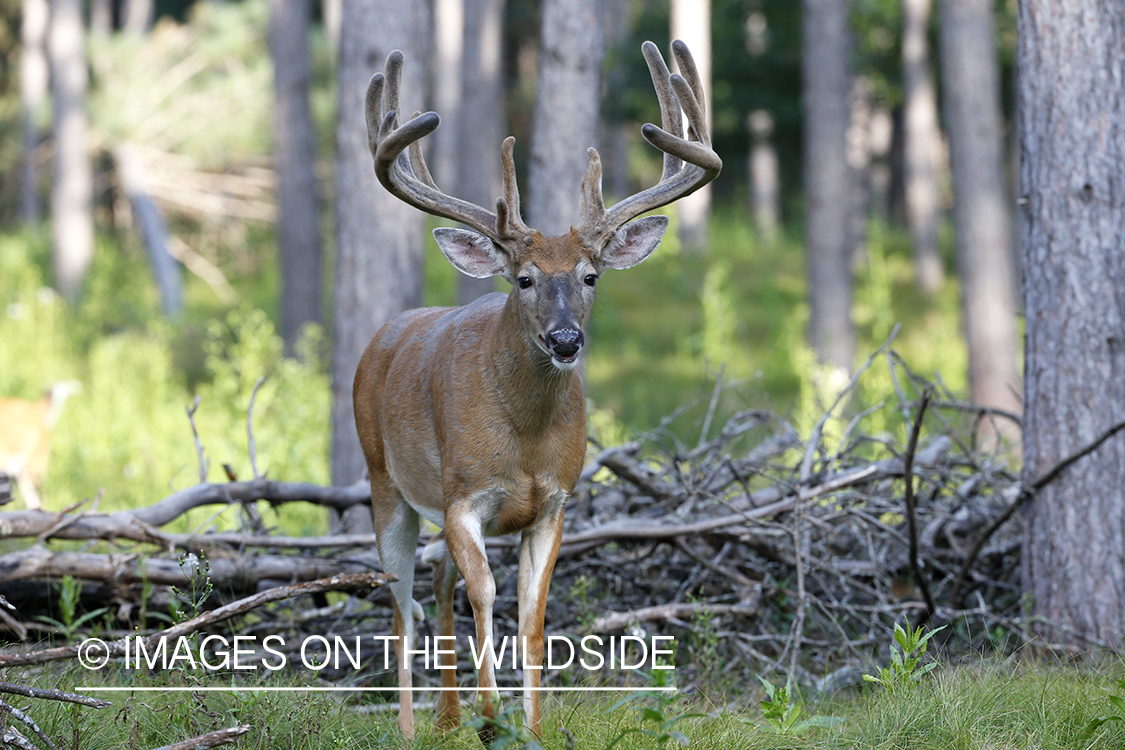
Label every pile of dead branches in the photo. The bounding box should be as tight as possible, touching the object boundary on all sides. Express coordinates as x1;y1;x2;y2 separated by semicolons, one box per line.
4;344;1101;707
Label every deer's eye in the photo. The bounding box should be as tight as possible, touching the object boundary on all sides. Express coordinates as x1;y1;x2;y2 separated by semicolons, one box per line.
584;274;598;287
517;276;533;289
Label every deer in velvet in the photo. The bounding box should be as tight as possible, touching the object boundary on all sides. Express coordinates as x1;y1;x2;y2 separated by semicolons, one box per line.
353;40;720;742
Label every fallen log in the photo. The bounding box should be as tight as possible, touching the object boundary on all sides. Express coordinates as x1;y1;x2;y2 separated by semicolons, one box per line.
0;545;379;589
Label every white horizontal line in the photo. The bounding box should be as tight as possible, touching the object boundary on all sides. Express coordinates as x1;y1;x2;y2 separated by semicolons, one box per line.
78;686;676;693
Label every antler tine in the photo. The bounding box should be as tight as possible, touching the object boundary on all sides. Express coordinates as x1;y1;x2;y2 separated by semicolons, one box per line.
496;137;531;240
365;51;504;242
591;40;722;241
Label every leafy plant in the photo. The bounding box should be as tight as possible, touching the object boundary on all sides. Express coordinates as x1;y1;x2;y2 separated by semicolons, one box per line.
746;675;845;735
603;667;705;749
1079;677;1125;743
863;621;947;694
169;552;213;623
466;701;544;750
35;575;109;643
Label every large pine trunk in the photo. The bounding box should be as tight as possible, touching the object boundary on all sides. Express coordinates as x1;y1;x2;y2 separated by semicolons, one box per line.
1018;0;1125;646
937;0;1021;439
802;0;854;372
455;0;505;305
901;0;943;294
526;0;604;236
270;0;323;350
48;0;94;304
331;0;425;507
670;0;712;251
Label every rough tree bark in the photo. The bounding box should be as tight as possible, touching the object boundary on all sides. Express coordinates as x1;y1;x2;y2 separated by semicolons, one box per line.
671;0;712;251
802;0;854;372
270;0;323;350
526;0;604;236
331;0;425;525
937;0;1021;439
455;0;505;305
1018;0;1125;647
48;0;94;304
20;0;48;227
902;0;944;294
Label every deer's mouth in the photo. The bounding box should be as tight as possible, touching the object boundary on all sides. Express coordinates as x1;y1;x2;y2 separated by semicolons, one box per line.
541;329;583;369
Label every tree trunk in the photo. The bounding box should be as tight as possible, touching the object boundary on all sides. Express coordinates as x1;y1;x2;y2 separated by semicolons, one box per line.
19;0;49;227
1018;0;1125;647
122;0;154;35
802;0;854;372
671;0;712;251
937;0;1021;442
115;145;182;317
748;110;779;241
48;0;94;304
455;0;505;305
902;0;943;294
526;0;604;236
331;0;425;522
270;0;323;351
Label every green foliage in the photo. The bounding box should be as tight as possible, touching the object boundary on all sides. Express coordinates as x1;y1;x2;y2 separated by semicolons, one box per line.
34;575;109;643
603;667;706;750
747;675;845;735
863;621;947;694
466;701;544;750
1080;678;1125;744
169;552;213;624
0;232;329;537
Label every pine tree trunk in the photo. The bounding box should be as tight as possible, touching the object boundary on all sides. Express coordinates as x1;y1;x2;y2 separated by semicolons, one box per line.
526;0;604;236
48;0;94;304
902;0;944;294
671;0;712;251
331;0;425;506
802;0;854;371
1018;0;1125;647
270;0;323;350
455;0;504;305
20;0;48;227
937;0;1021;441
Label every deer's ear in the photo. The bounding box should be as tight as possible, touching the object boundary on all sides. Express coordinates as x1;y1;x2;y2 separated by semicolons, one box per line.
433;228;508;278
599;215;669;270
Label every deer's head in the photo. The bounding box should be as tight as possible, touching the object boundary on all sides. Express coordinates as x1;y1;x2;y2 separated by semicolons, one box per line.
366;42;721;369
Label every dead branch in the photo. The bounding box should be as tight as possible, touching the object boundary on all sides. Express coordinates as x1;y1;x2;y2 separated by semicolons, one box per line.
587;601;761;632
0;682;110;709
0;545;378;589
148;725;251;750
0;572;391;669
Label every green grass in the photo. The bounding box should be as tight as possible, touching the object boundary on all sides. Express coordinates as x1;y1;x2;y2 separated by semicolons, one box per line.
7;660;1125;749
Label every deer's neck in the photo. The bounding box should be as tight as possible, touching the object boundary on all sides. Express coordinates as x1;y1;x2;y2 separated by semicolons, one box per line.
486;294;582;435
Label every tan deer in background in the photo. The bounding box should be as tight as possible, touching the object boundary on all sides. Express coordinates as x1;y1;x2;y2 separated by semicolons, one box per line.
0;381;81;509
353;41;720;742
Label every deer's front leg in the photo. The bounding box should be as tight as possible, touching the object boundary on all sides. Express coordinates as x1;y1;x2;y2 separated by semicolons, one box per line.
517;507;565;737
444;506;499;743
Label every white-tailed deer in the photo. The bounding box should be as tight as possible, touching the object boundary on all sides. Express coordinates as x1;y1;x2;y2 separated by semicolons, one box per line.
0;381;81;509
353;41;720;742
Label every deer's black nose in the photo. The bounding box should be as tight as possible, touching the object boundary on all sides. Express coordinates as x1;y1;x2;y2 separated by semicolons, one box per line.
547;328;583;361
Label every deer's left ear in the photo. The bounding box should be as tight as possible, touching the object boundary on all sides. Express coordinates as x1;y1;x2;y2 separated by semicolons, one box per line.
599;215;669;270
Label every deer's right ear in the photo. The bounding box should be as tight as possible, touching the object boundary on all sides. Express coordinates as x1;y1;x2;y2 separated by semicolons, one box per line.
433;228;508;278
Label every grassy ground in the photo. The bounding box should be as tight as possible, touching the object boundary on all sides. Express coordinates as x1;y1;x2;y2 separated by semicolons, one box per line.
8;657;1125;749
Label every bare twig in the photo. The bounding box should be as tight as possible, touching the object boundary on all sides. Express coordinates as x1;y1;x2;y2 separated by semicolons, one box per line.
903;389;936;623
186;395;208;483
0;697;62;750
247;375;268;481
0;682;110;709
